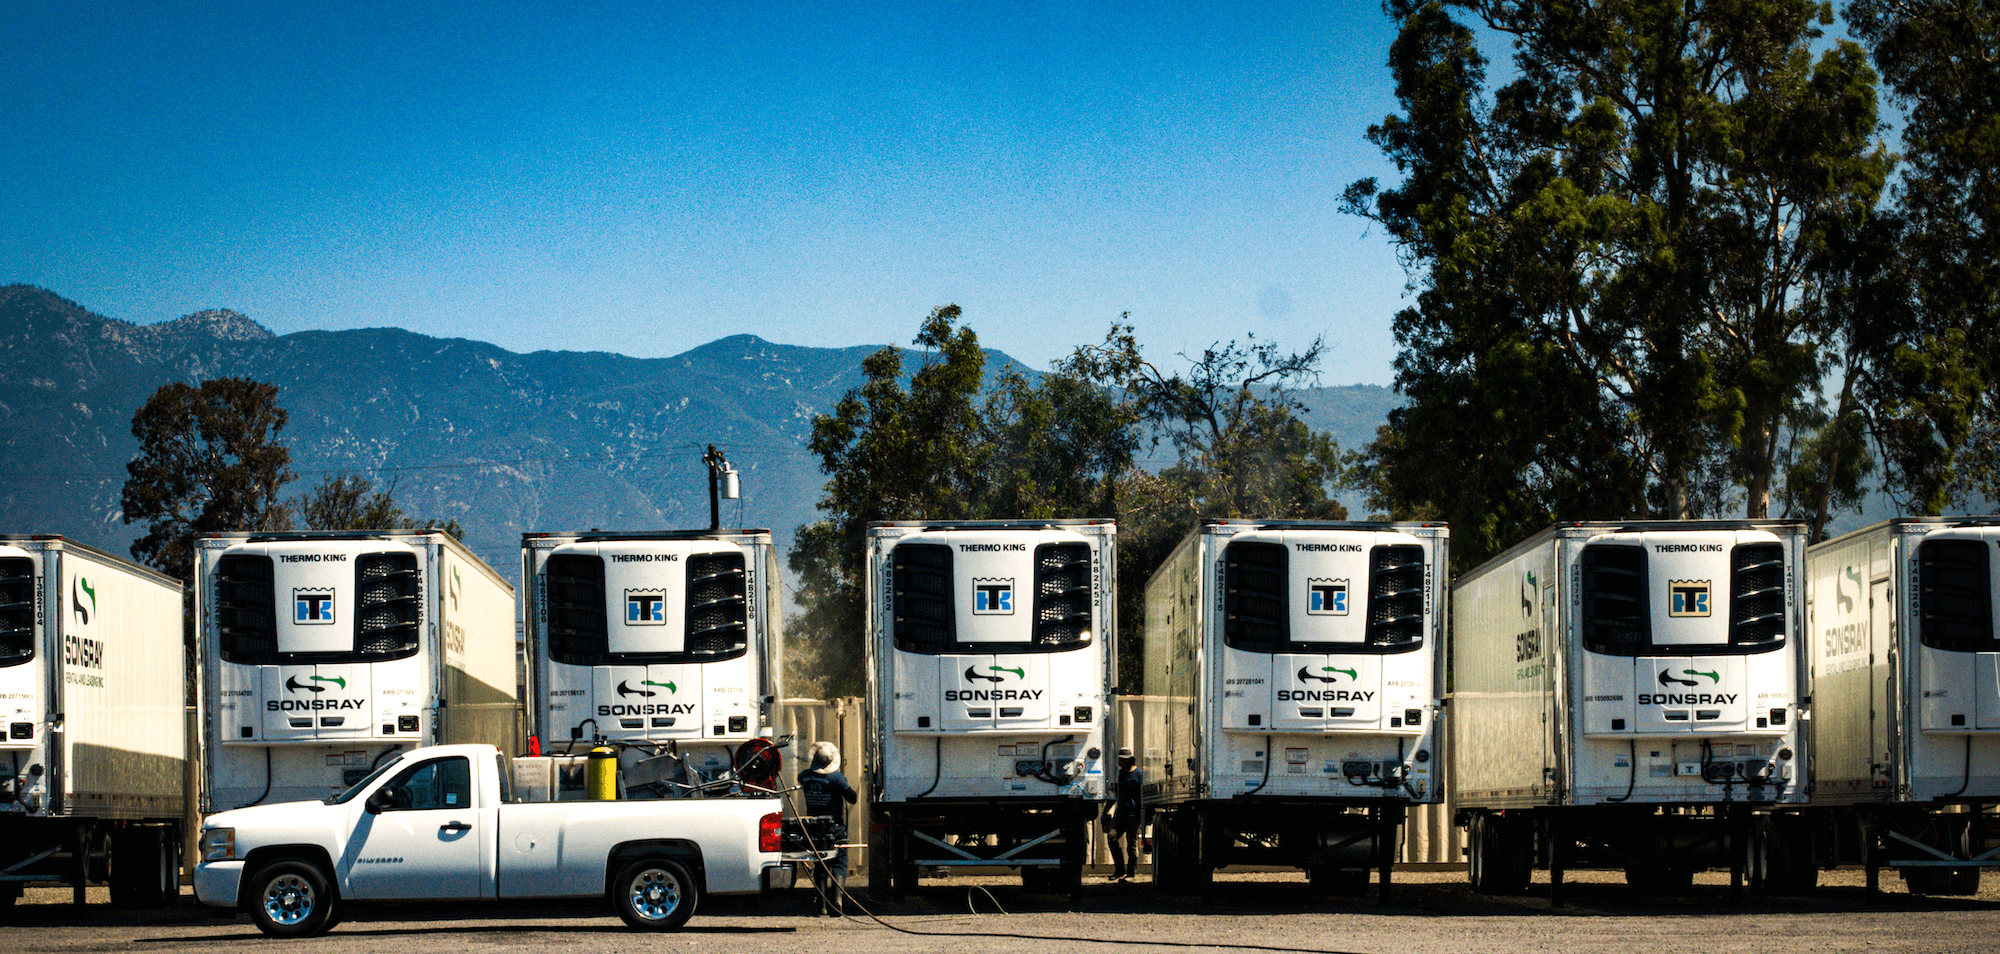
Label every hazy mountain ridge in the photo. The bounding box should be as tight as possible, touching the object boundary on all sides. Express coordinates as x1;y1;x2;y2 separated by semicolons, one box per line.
0;285;1398;572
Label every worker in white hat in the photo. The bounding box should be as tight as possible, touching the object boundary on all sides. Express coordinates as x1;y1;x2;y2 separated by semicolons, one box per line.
798;741;858;915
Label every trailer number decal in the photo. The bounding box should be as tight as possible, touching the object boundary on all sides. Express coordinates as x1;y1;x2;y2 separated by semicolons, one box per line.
1307;579;1348;615
1667;580;1711;617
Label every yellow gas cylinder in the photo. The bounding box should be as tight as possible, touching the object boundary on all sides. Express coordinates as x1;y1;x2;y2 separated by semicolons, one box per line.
586;744;619;800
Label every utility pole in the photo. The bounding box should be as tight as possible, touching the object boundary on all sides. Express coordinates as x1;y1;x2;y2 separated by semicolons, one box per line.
703;445;739;531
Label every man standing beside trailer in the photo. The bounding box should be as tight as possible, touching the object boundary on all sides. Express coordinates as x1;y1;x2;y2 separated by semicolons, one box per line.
1137;520;1446;899
1451;521;1808;896
0;536;184;909
197;530;517;812
864;520;1116;901
1785;517;2000;894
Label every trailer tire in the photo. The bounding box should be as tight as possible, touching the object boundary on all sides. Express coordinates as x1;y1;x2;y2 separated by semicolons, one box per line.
110;827;177;908
246;860;337;938
612;857;699;930
1468;813;1529;895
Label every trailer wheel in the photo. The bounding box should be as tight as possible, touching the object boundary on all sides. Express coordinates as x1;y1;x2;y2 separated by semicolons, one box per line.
612;857;699;930
110;827;177;908
1748;816;1817;896
246;860;337;938
891;862;918;899
1468;813;1529;895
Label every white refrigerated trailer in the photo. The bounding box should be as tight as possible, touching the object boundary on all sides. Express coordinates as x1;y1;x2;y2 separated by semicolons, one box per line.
1451;520;1808;896
197;530;517;812
1783;517;2000;895
1138;521;1447;901
865;520;1115;900
520;529;780;790
0;535;184;909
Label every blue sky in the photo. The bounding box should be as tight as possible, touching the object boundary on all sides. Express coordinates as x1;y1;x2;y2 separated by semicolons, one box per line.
7;2;1415;385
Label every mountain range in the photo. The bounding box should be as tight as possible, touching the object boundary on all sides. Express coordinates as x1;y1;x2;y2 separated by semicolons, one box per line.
0;284;1400;577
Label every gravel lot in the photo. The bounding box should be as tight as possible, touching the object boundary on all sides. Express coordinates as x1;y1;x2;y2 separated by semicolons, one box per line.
7;868;1999;954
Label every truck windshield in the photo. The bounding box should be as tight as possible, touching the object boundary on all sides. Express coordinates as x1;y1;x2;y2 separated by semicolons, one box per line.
326;756;402;805
889;542;1094;655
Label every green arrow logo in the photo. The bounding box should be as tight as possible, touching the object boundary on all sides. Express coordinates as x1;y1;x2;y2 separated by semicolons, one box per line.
991;666;1025;680
1686;669;1719;684
1326;667;1358;681
310;675;347;690
643;679;677;693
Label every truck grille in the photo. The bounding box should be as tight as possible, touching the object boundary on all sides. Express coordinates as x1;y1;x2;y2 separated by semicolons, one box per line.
891;543;955;652
1365;544;1426;650
1917;538;1994;652
545;553;610;665
1580;544;1648;655
215;554;279;664
355;552;420;657
1032;542;1093;648
1729;543;1786;650
1222;541;1288;651
0;556;32;666
686;551;749;656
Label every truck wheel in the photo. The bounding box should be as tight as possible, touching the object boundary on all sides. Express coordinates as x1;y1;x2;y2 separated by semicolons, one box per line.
612;857;698;930
246;860;337;938
110;827;176;908
1469;814;1528;895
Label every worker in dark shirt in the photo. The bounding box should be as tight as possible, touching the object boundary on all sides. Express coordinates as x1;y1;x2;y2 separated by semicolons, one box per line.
1106;747;1143;882
797;741;858;915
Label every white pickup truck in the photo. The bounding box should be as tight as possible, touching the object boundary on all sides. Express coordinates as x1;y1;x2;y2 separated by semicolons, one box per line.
193;744;793;936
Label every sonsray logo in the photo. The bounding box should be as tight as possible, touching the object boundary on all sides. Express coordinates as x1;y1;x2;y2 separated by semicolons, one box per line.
1637;668;1732;705
598;703;695;716
72;576;95;626
295;590;335;624
1307;579;1348;616
1667;580;1710;617
973;578;1013;615
1277;689;1376;702
626;590;666;625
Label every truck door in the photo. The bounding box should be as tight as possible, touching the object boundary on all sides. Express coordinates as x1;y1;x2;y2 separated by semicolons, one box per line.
343;754;484;900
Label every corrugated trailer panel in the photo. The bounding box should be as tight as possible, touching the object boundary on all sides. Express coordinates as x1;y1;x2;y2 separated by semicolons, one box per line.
1140;529;1201;803
435;534;520;754
1803;526;1888;803
55;543;186;819
1449;537;1558;808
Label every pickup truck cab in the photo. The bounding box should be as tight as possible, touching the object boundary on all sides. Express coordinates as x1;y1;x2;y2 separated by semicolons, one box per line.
194;744;791;936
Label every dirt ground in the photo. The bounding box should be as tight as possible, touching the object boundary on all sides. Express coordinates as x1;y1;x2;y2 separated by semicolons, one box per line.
6;866;1999;954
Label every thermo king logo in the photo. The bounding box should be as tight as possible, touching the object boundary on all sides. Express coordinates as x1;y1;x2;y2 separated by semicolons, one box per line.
1307;579;1348;616
626;589;667;625
1668;580;1711;617
294;590;335;624
973;578;1014;615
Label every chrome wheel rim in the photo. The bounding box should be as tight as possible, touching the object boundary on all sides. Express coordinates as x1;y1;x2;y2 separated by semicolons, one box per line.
262;873;315;925
627;867;680;921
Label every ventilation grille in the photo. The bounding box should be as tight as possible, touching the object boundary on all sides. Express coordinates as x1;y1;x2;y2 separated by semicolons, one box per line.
1729;543;1787;650
1032;542;1094;649
0;557;33;667
355;552;421;658
1365;544;1426;650
891;544;954;653
1580;545;1648;655
1222;541;1288;652
686;551;749;657
546;553;609;665
215;553;279;664
1918;539;1995;652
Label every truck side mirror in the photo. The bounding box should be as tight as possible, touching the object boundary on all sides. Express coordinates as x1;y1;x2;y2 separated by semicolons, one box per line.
365;788;393;814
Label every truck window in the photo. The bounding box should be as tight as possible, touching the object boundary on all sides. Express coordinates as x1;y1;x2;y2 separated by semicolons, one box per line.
1917;538;1997;653
544;552;750;665
214;551;421;664
380;756;473;811
0;557;32;668
1220;542;1427;655
890;542;1094;655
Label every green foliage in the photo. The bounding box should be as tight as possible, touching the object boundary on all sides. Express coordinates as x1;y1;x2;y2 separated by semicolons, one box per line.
296;473;466;540
123;378;296;583
1347;0;1894;562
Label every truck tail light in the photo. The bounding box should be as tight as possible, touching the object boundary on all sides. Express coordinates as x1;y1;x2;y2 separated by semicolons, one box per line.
759;812;783;853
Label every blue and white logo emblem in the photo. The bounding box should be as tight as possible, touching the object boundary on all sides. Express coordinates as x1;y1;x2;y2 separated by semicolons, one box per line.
626;589;666;625
972;578;1014;615
294;589;335;624
1668;580;1711;617
1307;579;1349;616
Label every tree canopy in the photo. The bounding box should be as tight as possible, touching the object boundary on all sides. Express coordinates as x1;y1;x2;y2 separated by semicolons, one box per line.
123;378;296;582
